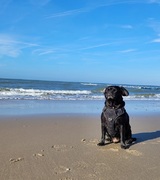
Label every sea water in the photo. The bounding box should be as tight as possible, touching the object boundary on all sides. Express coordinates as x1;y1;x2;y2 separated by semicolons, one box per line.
0;78;160;115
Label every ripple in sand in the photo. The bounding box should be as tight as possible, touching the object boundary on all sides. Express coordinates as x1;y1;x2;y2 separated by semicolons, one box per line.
72;161;89;169
94;163;111;174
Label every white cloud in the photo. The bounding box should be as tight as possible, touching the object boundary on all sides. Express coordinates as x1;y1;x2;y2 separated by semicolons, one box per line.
0;35;21;57
151;38;160;42
0;34;39;58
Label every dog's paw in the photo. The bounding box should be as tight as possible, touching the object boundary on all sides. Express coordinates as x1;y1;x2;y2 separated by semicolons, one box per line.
121;144;128;149
132;137;137;142
125;138;137;145
97;142;105;146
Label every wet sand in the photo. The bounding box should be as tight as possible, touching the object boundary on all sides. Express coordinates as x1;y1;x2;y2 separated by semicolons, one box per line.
0;114;160;180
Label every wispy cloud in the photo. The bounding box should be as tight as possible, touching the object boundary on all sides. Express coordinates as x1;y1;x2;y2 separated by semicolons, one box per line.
32;48;56;55
45;0;152;19
45;8;90;19
148;19;160;42
118;49;137;53
105;24;133;29
78;43;111;50
148;19;160;33
0;34;39;58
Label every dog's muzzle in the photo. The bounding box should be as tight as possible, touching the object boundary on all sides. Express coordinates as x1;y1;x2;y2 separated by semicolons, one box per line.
107;95;115;100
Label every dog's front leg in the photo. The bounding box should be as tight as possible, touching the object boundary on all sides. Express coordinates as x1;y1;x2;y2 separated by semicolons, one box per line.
120;125;127;149
97;124;106;146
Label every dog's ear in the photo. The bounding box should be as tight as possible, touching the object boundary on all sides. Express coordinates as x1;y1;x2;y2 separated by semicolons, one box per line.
103;88;106;93
120;87;129;96
103;87;108;95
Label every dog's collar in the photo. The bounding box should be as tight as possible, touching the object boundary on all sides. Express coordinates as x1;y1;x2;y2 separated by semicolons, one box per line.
105;100;125;109
106;105;123;110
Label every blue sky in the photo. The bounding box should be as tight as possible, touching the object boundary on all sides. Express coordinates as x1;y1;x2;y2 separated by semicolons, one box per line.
0;0;160;85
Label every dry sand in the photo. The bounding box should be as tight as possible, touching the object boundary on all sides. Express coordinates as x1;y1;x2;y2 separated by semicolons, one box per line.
0;114;160;180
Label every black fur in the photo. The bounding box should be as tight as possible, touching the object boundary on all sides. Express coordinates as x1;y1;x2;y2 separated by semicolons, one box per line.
97;86;136;149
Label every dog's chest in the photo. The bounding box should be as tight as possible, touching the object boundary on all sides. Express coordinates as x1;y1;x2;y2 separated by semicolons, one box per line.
103;108;125;122
102;107;126;136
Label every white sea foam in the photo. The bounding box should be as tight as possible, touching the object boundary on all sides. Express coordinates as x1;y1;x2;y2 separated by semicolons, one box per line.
0;79;160;101
124;94;160;100
0;88;92;100
81;83;97;86
0;87;160;100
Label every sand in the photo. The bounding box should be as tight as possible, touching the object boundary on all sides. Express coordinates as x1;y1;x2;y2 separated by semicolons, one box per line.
0;113;160;180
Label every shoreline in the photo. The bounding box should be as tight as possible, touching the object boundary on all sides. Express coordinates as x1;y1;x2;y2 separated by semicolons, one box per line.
0;99;160;116
0;113;160;179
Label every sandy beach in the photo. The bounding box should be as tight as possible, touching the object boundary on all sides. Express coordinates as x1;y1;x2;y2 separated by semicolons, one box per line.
0;113;160;180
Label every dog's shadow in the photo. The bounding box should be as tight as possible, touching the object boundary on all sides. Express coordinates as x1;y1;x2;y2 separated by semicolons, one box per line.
133;130;160;144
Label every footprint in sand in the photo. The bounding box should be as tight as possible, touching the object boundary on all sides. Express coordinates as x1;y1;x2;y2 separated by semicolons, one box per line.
54;166;70;175
81;138;99;146
126;149;142;156
33;150;45;157
9;157;24;164
51;145;73;152
89;139;99;145
33;153;44;157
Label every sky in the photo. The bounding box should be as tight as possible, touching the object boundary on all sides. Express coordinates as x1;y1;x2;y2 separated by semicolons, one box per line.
0;0;160;85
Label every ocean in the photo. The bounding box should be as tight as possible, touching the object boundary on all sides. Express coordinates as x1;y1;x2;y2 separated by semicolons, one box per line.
0;78;160;115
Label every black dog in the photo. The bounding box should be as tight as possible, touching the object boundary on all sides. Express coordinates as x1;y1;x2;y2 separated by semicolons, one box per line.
97;86;136;149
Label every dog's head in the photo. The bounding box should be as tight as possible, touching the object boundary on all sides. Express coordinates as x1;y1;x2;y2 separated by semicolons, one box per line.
104;86;129;108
